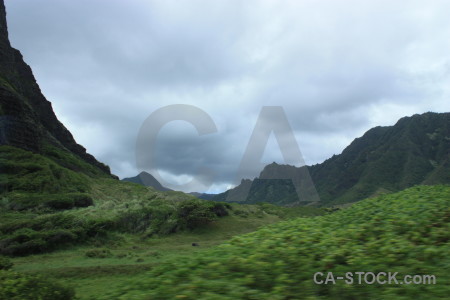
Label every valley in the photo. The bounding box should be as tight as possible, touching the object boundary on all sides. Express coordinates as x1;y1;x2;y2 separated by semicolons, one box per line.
1;0;449;299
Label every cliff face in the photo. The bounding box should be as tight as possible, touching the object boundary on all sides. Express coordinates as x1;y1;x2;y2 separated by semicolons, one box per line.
0;0;114;177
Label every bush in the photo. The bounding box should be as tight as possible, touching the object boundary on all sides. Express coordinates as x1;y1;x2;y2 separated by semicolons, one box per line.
210;202;229;217
0;226;80;256
45;196;74;210
0;256;13;270
72;193;94;207
7;193;93;211
85;248;112;258
177;199;218;230
0;270;75;300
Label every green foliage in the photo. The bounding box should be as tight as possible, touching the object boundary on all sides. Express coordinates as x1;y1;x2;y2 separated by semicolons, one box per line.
0;145;90;194
0;212;114;256
85;248;112;258
103;185;450;299
0;255;13;270
177;200;224;230
0;227;79;256
0;270;75;300
0;189;233;256
41;144;108;178
6;193;93;211
256;202;325;218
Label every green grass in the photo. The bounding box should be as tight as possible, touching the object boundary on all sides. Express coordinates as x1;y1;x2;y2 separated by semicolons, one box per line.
10;213;283;299
0;145;91;195
96;185;450;299
3;159;447;299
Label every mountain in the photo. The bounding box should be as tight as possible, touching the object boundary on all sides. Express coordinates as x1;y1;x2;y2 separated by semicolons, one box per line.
213;112;450;206
122;172;172;192
189;192;217;200
0;0;116;205
0;0;115;182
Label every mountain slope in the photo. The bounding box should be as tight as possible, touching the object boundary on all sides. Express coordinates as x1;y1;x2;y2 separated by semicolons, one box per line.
310;112;450;205
0;0;114;180
214;112;450;206
122;172;172;192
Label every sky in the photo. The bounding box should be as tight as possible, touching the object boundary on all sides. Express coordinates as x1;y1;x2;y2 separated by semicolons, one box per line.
5;0;450;193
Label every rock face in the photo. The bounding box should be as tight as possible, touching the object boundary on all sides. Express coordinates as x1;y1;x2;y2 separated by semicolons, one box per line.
213;112;450;206
0;0;114;177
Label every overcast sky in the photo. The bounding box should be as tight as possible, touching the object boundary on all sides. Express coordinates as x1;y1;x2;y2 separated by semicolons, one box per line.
5;0;450;193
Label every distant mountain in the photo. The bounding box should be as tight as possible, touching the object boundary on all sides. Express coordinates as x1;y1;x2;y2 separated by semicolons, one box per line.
213;112;450;206
122;172;172;192
189;192;217;200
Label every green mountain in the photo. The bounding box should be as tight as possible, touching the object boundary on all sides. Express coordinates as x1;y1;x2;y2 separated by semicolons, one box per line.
122;172;172;192
214;112;450;206
0;0;116;201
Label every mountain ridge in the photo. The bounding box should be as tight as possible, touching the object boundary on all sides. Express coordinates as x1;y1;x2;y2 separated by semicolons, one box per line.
213;112;450;206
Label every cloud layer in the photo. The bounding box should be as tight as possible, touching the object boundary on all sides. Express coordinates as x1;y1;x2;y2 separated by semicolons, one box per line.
5;0;450;192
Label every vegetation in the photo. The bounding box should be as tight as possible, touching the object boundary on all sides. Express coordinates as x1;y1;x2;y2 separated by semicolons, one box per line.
0;270;75;300
100;185;450;299
8;205;292;299
0;255;12;270
1;146;323;258
0;146;91;195
2;1;446;297
0;196;231;256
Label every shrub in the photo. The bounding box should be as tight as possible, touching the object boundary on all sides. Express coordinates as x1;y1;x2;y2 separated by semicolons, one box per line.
7;193;93;211
45;196;74;210
177;199;217;230
85;248;112;258
210;202;229;217
0;270;75;300
72;193;94;207
0;256;12;270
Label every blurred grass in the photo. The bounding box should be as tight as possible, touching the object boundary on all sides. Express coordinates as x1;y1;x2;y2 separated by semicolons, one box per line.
11;213;284;299
98;185;450;300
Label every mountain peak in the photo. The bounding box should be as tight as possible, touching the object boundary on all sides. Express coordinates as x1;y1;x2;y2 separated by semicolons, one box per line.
122;172;172;192
0;0;115;178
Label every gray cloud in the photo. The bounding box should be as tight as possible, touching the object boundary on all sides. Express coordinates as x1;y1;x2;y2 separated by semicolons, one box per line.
5;0;450;193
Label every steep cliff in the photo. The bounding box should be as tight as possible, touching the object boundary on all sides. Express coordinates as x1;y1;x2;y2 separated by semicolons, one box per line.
0;0;115;178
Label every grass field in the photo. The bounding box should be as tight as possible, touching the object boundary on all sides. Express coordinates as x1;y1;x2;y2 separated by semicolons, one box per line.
9;213;283;299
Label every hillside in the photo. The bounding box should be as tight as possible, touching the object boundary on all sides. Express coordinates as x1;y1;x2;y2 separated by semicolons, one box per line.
101;185;450;299
214;112;450;206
